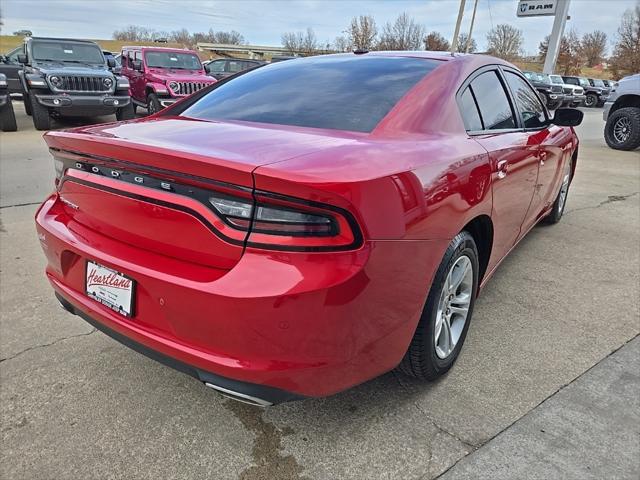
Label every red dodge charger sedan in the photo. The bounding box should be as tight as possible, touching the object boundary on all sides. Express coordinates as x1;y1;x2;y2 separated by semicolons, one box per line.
35;52;582;406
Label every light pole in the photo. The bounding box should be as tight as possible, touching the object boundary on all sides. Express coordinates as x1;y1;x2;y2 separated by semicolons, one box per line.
466;0;479;53
450;0;467;54
543;0;572;73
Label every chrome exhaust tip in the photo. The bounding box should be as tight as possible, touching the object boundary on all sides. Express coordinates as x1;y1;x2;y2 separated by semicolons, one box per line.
204;382;273;407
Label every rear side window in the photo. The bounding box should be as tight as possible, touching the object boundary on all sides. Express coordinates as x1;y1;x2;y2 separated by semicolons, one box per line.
459;87;483;131
470;71;516;130
181;56;439;133
504;71;547;129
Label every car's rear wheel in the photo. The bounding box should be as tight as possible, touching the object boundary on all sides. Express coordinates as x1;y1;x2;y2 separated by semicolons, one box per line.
585;93;598;108
0;102;17;132
398;231;479;380
604;107;640;151
116;103;135;121
30;95;51;130
147;93;161;115
544;157;573;224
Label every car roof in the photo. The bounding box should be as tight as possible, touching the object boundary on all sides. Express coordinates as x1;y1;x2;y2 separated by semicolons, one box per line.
122;46;197;54
27;37;99;44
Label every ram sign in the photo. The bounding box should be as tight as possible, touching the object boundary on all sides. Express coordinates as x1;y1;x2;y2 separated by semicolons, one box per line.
517;0;557;17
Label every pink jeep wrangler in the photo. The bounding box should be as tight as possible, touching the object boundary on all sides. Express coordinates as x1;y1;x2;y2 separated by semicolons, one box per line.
120;46;216;114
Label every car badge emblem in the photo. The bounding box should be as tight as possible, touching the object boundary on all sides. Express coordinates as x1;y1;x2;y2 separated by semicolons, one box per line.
160;182;172;191
134;176;144;184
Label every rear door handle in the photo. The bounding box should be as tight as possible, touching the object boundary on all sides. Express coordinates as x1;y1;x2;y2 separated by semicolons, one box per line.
497;160;508;179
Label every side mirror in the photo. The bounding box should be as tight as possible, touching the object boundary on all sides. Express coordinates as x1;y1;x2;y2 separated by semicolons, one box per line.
132;60;142;71
17;54;27;64
553;108;583;127
107;57;116;68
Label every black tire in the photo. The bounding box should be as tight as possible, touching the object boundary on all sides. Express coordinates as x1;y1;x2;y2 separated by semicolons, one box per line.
398;231;479;380
544;157;573;225
23;94;32;116
585;93;598;108
604;107;640;151
30;95;51;130
147;93;161;115
0;102;18;132
116;102;135;121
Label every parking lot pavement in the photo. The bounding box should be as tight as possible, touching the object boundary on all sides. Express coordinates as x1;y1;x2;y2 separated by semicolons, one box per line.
1;105;638;480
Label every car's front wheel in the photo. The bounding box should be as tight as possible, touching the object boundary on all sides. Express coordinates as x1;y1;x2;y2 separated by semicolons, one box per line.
398;231;479;380
23;94;32;116
544;157;573;224
147;93;161;115
585;93;598;108
116;103;135;121
30;95;51;130
604;107;640;151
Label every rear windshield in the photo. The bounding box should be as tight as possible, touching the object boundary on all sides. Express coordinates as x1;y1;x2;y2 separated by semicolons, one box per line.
32;41;104;64
181;55;439;133
145;51;202;70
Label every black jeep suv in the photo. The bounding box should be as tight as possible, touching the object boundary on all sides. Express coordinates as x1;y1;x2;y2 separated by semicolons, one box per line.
18;37;134;130
562;75;608;108
522;71;565;110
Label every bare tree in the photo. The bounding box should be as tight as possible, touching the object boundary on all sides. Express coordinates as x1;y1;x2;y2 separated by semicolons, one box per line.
539;29;583;75
113;25;156;42
377;13;425;50
170;28;192;46
457;33;477;53
486;24;523;61
281;28;318;55
214;30;245;45
424;31;450;51
346;15;377;50
579;30;607;67
334;35;352;52
609;4;640;78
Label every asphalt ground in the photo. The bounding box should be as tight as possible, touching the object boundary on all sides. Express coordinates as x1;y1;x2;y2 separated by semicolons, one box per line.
1;103;639;479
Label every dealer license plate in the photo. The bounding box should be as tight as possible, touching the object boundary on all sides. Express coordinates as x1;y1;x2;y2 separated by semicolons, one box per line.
85;261;135;317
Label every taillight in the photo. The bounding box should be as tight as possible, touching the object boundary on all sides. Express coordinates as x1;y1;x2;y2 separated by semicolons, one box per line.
208;192;362;251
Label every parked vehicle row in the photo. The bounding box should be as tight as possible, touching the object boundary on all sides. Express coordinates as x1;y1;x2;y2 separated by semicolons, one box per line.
0;38;232;131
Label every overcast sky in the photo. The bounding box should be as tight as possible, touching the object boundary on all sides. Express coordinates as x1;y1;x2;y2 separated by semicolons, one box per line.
1;0;636;55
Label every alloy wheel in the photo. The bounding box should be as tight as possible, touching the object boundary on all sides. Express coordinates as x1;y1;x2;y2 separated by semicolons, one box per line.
434;255;473;359
612;116;632;144
558;161;571;213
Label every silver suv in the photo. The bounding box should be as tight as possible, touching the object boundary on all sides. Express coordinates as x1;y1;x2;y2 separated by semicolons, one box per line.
603;74;640;150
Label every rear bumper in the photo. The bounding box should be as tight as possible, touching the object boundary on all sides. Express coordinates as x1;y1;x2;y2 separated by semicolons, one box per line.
36;193;444;399
55;291;303;405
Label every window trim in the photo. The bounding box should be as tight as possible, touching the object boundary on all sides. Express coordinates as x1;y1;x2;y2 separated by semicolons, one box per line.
455;65;522;136
500;66;550;132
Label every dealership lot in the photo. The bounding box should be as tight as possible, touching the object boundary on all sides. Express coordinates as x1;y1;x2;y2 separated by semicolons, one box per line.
1;105;638;479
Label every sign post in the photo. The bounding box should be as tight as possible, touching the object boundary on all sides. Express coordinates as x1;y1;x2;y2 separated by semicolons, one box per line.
541;0;571;73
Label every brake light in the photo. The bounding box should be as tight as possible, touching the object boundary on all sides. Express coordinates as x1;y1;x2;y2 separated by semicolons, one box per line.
208;192;361;251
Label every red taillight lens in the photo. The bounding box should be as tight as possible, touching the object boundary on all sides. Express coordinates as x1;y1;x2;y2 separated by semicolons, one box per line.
208;192;361;251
